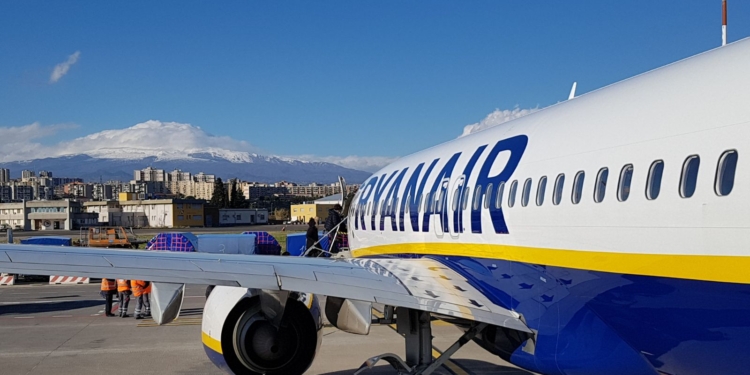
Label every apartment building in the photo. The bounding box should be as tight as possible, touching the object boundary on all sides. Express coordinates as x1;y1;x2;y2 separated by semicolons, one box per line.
0;202;28;230
119;198;205;228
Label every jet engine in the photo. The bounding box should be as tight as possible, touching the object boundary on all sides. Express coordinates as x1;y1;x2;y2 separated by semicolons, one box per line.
202;286;323;375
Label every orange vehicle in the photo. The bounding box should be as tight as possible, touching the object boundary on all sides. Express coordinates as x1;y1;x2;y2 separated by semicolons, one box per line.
78;227;146;249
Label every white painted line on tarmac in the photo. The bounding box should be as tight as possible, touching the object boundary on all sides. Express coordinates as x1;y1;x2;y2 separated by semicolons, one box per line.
14;316;34;319
52;315;72;318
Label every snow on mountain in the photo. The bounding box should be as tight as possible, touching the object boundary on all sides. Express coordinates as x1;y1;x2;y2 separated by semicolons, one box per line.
0;120;379;183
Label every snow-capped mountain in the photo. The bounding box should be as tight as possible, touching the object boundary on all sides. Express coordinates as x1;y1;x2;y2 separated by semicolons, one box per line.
0;150;372;184
0;120;377;183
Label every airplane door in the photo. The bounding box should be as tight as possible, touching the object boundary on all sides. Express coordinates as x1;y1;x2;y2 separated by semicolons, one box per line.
448;176;465;239
433;179;450;238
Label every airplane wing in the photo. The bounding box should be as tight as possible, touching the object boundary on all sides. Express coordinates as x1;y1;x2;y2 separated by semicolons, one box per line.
0;243;529;333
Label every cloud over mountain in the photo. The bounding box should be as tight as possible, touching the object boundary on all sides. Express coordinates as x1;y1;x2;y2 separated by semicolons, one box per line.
0;120;391;172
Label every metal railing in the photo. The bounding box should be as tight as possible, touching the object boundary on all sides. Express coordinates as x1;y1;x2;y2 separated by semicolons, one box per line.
301;217;348;257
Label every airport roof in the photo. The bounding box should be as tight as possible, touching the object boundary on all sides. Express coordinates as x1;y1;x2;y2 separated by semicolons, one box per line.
315;193;343;204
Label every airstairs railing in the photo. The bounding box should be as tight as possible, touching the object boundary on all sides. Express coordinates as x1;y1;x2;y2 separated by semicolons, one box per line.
301;217;348;257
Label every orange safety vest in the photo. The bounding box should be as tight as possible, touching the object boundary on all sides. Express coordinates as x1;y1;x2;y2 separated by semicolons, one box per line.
131;280;146;297
143;282;152;294
117;279;131;292
101;278;116;291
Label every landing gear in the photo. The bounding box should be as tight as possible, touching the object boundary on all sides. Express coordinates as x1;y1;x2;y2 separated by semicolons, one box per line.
355;307;487;375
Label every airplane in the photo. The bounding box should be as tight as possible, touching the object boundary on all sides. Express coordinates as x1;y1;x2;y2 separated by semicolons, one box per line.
2;36;750;375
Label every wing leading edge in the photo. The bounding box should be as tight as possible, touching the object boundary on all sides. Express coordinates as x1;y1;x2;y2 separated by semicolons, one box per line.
0;244;529;333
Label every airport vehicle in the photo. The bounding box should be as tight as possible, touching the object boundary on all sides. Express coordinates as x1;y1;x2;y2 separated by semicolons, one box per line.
3;38;750;375
77;226;146;249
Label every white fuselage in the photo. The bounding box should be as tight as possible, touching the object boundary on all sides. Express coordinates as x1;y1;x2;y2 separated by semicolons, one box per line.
348;38;750;285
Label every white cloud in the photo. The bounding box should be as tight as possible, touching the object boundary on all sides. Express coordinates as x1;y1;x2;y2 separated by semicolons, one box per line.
55;120;256;157
460;106;539;137
291;155;398;173
0;122;77;162
49;51;81;84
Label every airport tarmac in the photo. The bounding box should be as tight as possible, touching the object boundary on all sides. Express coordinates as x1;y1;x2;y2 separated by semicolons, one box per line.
0;282;536;375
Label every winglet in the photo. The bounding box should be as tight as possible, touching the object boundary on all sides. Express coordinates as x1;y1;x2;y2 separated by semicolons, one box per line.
568;82;577;100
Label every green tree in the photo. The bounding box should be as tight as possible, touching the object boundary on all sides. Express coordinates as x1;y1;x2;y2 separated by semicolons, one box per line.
230;179;249;208
210;178;227;208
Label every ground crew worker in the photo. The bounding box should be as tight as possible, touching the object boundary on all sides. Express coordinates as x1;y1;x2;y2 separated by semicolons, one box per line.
142;281;152;317
116;279;132;318
100;278;117;317
131;280;146;319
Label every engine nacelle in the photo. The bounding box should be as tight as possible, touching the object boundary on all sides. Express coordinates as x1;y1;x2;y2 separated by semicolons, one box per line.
202;286;323;375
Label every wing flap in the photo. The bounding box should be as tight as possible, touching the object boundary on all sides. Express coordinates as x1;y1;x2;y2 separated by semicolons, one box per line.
0;244;530;333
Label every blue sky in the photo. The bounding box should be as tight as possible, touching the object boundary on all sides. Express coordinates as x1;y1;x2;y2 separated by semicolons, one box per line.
1;1;749;171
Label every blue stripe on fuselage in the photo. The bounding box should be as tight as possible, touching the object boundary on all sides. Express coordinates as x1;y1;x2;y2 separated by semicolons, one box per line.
389;254;750;375
204;344;232;374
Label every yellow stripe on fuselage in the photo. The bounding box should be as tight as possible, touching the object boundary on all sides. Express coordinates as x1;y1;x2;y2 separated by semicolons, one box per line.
352;242;750;285
202;331;223;355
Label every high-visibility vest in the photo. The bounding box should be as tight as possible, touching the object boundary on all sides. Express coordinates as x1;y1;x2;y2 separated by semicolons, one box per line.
117;279;131;292
131;280;146;297
101;278;116;291
143;282;152;294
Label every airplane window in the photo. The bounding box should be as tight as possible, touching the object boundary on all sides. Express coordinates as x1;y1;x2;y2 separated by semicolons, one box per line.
680;155;700;198
484;184;493;209
553;173;565;205
594;167;609;203
419;194;426;213
618;164;634;202
715;150;738;196
495;182;505;209
452;188;461;211
437;190;445;212
431;192;438;212
404;194;410;214
646;160;664;200
572;171;585;204
536;176;547;206
508;180;518;207
462;187;471;210
473;185;483;210
521;178;532;207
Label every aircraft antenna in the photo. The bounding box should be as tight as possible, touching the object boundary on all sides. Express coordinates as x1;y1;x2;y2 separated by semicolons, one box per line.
568;82;577;100
722;0;728;46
